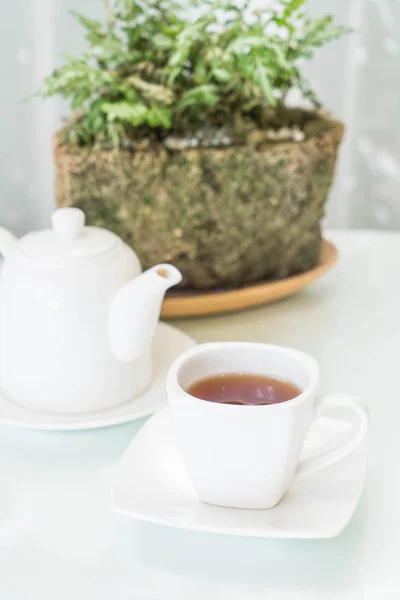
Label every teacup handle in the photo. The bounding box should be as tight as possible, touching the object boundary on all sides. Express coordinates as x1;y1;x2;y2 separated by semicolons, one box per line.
297;393;369;479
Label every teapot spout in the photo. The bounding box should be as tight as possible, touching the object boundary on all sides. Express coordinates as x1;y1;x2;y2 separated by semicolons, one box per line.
108;264;182;362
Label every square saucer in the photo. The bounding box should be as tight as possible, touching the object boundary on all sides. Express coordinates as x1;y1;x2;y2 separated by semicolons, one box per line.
111;408;367;538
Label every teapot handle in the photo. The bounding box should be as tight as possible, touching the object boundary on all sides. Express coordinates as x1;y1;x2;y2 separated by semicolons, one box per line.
0;228;18;258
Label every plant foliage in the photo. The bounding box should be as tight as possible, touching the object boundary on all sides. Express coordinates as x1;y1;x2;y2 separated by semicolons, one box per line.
38;0;348;147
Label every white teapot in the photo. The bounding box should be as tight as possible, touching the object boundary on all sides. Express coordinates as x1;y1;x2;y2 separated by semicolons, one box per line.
0;208;181;413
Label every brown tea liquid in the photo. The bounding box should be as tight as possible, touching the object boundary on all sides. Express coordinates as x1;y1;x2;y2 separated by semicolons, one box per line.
186;373;301;406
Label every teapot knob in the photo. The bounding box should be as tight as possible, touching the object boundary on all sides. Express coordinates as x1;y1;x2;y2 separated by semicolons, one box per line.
52;208;85;241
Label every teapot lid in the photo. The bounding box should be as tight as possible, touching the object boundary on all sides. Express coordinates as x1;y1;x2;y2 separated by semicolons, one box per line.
20;208;121;262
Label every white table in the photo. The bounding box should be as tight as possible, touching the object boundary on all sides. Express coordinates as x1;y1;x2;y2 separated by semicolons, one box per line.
0;230;397;599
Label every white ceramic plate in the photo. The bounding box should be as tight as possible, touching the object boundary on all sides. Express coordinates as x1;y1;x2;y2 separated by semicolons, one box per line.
0;323;195;431
112;407;367;539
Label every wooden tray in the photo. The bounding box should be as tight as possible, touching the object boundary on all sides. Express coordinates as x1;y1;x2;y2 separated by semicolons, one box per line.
161;240;338;319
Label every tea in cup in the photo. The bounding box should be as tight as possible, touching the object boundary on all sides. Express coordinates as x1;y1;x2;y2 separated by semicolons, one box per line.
167;342;368;510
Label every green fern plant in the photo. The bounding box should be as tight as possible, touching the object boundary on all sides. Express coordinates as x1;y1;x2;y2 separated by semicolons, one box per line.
38;0;348;147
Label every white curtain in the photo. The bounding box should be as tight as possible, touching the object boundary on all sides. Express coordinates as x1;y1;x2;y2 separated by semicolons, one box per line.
0;0;398;234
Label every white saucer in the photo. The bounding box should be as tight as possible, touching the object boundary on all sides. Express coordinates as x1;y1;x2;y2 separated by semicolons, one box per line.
0;323;195;431
112;407;367;539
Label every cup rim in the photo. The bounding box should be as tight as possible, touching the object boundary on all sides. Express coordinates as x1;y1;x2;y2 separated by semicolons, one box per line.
167;342;319;410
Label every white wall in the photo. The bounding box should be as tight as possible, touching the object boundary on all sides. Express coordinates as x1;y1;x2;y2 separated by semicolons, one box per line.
0;0;397;234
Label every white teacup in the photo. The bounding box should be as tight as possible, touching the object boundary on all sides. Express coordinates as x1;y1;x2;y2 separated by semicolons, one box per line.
167;342;369;510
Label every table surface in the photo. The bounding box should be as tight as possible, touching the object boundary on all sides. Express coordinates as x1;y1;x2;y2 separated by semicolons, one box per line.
0;230;396;600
